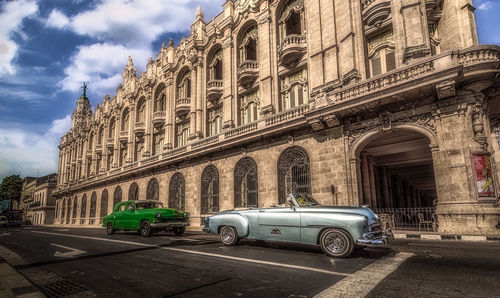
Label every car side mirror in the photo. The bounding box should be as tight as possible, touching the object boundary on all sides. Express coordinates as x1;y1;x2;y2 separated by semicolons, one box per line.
127;205;135;212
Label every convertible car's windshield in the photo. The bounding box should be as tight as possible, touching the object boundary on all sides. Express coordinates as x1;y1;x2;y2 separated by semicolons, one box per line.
136;202;163;209
295;193;320;207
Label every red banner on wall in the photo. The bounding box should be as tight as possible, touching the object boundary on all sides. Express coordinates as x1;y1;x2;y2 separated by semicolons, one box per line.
473;154;495;197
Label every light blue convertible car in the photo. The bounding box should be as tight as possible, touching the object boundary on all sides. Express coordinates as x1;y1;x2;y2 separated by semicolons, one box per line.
203;193;393;257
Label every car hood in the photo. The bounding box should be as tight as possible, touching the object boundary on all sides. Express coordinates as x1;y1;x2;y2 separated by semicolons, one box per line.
138;208;186;216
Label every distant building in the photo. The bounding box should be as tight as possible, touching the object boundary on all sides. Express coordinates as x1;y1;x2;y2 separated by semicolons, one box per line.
54;0;500;235
21;174;57;224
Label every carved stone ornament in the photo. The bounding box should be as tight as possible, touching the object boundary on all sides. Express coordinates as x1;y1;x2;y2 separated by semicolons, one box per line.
313;91;329;110
379;111;392;130
436;80;456;100
471;104;488;148
342;69;361;86
308;118;325;131
324;115;340;127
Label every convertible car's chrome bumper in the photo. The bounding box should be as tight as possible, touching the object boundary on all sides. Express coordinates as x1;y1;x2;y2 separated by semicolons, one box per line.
150;222;190;229
356;227;394;245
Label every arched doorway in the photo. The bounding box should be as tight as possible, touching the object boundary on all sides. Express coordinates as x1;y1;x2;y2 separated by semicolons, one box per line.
147;178;159;200
355;128;438;230
201;165;219;214
129;182;139;201
169;173;185;210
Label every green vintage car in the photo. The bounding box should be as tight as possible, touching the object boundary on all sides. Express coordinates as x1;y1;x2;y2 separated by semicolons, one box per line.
103;200;190;237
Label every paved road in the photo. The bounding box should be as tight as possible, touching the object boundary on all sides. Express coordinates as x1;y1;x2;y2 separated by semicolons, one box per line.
0;226;499;297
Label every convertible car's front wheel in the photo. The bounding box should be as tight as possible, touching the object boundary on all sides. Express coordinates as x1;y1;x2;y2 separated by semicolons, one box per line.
219;226;239;246
106;222;115;235
140;220;152;237
320;228;354;257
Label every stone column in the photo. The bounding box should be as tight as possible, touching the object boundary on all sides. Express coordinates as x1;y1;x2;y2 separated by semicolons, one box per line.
368;156;377;208
189;64;197;140
257;8;274;116
222;33;234;130
360;153;371;205
196;59;203;136
381;167;391;208
144;94;152;158
113;115;120;168
128;101;135;163
164;77;173;150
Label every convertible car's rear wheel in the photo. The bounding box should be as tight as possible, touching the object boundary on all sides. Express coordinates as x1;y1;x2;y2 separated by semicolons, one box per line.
106;222;115;235
219;226;239;246
173;227;185;236
320;228;354;257
140;220;152;237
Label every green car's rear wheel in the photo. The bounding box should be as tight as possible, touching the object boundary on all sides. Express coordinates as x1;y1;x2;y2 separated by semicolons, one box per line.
173;226;185;236
219;226;239;246
320;228;354;257
140;220;152;237
106;222;115;235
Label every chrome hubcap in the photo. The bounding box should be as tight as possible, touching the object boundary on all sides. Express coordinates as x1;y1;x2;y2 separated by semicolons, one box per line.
325;232;346;254
222;227;234;243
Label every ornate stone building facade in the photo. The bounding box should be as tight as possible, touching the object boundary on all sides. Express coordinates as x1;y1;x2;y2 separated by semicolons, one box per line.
54;0;500;235
20;174;57;224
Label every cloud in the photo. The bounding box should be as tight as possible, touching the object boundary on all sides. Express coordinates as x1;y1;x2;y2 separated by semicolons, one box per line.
0;0;38;76
50;0;224;96
477;1;494;10
0;115;72;180
48;0;220;46
60;43;152;94
46;9;70;29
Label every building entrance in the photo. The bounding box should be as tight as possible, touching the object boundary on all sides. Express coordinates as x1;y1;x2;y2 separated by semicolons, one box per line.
357;130;438;231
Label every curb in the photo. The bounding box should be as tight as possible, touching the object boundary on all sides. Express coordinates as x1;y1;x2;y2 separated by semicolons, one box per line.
393;233;500;242
0;257;45;298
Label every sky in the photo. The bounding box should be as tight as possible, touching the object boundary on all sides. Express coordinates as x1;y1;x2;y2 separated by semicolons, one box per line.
0;0;499;181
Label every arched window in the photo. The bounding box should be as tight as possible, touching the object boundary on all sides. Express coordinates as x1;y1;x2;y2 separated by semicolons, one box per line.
121;108;129;131
154;85;166;112
98;126;104;145
90;192;97;224
136;97;146;123
177;69;191;99
240;91;260;125
169;173;185;210
147;178;159;200
239;24;258;63
367;30;395;77
277;146;311;204
113;186;122;211
135;134;145;161
152;127;165;156
100;189;108;220
280;69;308;111
66;199;71;224
234;157;258;208
201;165;219;214
88;132;94;150
129;182;139;201
109;117;116;139
80;194;87;224
71;196;77;224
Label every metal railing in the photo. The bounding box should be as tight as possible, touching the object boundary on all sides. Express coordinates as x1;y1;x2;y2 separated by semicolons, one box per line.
372;207;437;231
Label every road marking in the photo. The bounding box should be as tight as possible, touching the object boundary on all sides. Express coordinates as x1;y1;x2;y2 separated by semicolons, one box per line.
0;232;10;236
314;252;414;298
54;229;70;232
32;231;351;277
50;243;87;258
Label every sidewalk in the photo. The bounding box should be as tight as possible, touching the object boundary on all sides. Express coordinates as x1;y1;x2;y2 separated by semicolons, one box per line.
393;229;500;241
0;257;44;298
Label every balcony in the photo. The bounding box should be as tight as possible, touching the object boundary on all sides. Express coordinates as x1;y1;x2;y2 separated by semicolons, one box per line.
279;34;306;67
206;80;223;102
152;111;166;126
106;138;114;148
119;131;128;142
134;122;145;134
175;97;191;117
237;60;259;88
